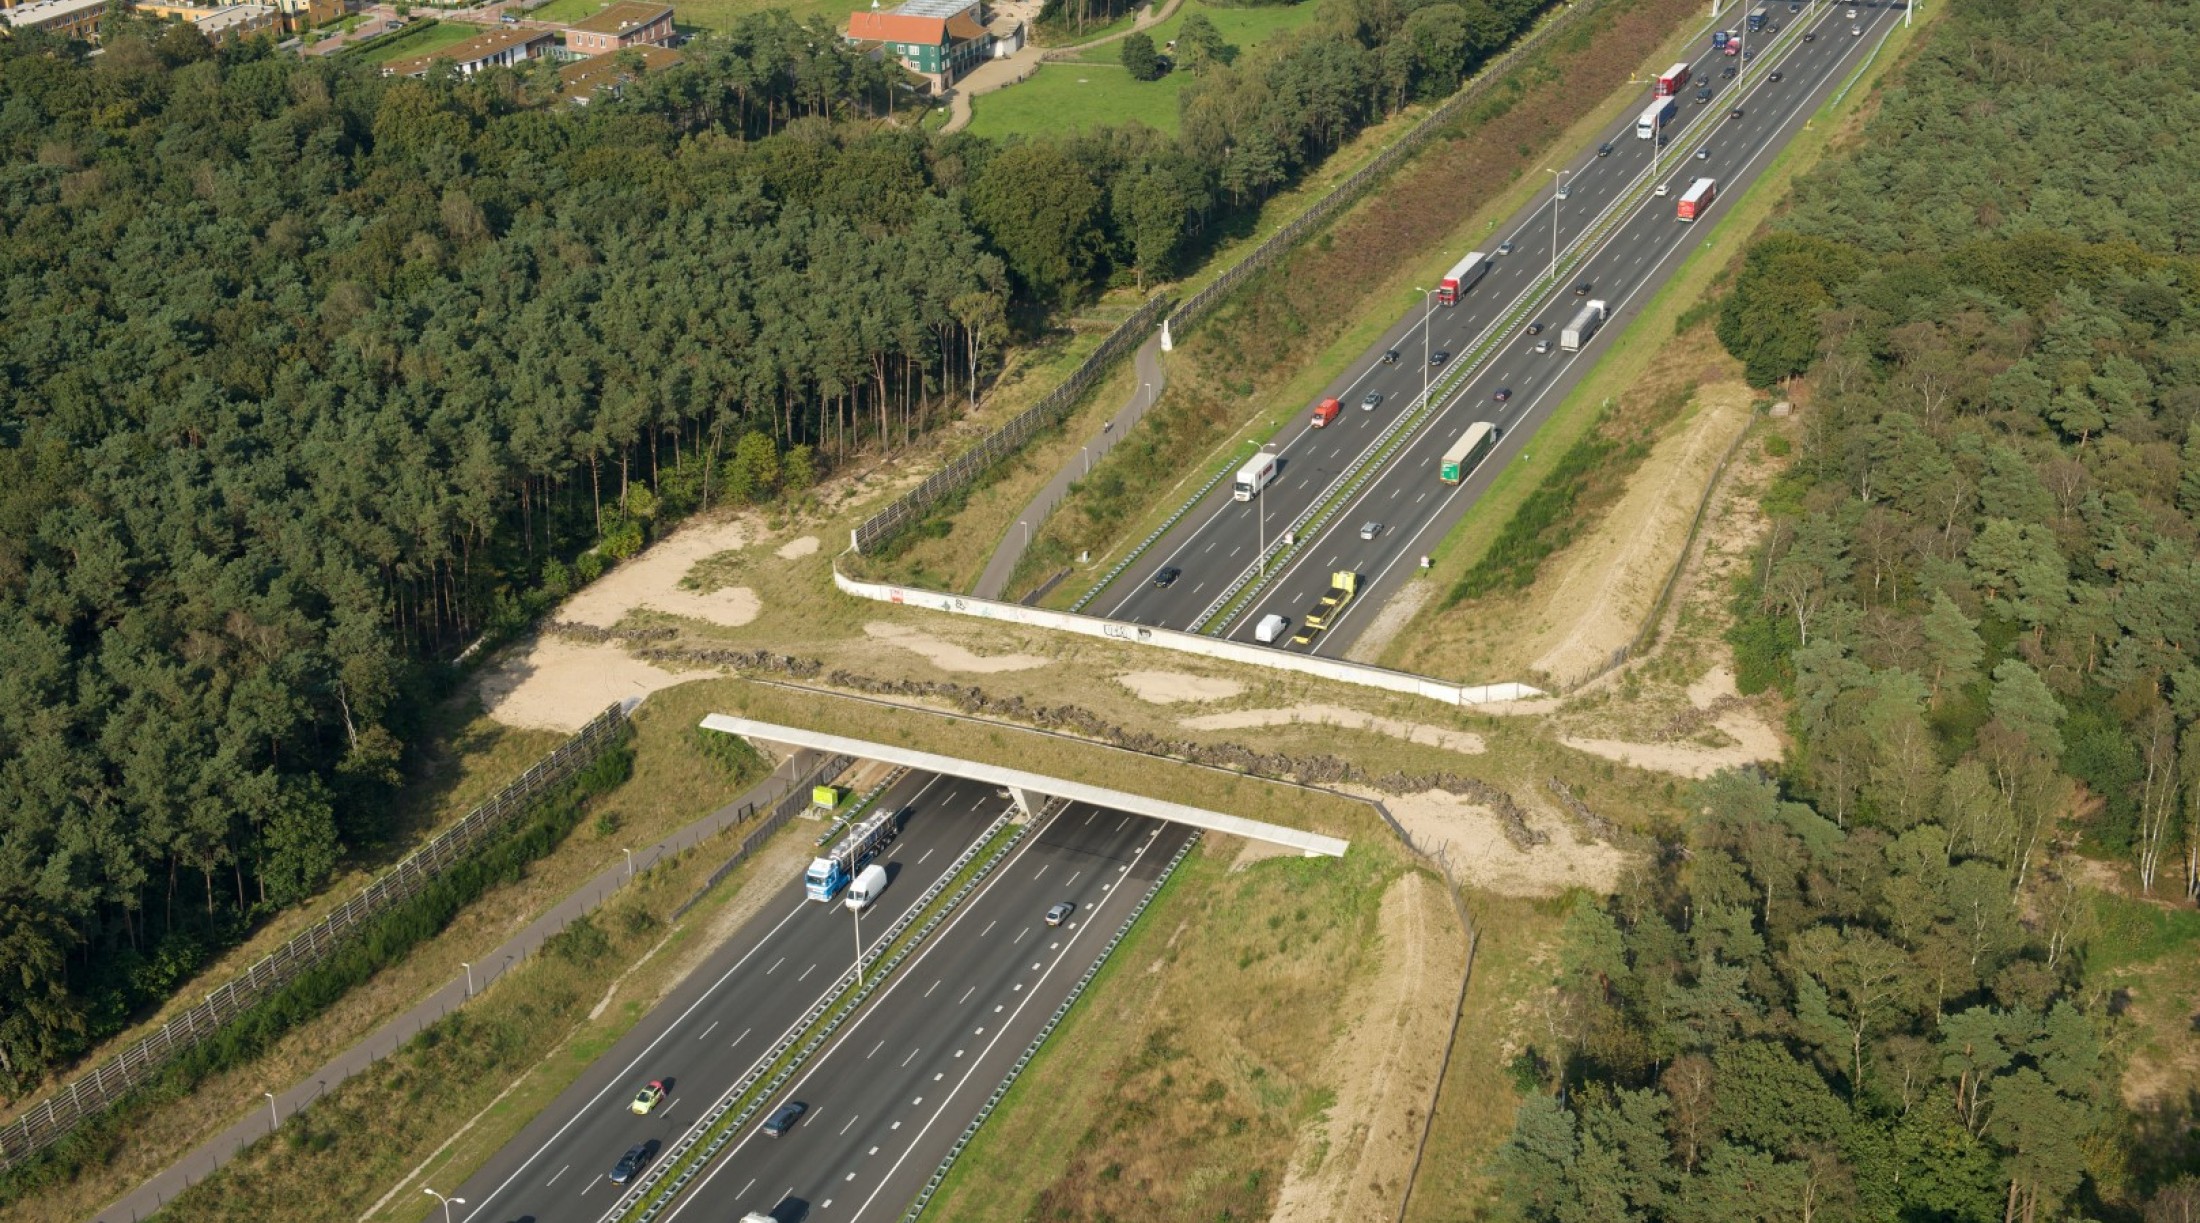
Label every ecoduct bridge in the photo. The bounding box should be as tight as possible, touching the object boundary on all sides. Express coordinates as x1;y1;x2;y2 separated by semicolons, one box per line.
700;715;1350;858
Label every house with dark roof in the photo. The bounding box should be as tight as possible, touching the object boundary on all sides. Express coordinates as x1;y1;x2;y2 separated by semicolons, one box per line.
844;0;996;93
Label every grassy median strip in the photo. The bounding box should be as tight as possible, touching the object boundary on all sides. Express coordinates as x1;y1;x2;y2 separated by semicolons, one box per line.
618;811;1038;1223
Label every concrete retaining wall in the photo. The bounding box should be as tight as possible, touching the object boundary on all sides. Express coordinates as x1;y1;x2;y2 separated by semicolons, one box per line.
834;563;1542;708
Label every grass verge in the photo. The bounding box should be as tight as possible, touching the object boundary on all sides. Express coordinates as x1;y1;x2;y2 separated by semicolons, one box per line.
921;835;1412;1220
1401;892;1569;1223
148;805;808;1223
1377;4;1940;677
0;738;636;1215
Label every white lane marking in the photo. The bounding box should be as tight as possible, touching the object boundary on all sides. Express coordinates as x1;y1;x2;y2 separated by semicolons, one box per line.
980;920;997;938
924;979;941;998
584;1175;603;1195
843;829;1177;1222
1014;926;1031;944
958;985;976;1003
868;1040;885;1059
1033;865;1048;879
797;963;816;982
841;1114;861;1136
767;957;785;974
652;805;1070;1223
918;847;934;865
1066;871;1081;886
738;1178;755;1198
698;1020;719;1041
902;1048;921;1067
546;1165;568;1187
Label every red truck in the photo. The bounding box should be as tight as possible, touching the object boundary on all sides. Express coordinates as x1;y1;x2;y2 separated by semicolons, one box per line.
1311;397;1342;427
1436;251;1489;306
1655;62;1690;96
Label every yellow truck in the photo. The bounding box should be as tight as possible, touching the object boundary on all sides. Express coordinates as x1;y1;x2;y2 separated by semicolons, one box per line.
1290;571;1359;646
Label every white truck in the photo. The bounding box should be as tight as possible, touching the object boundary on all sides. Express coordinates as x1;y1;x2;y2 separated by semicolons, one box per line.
1254;613;1289;644
843;863;889;911
1560;300;1607;352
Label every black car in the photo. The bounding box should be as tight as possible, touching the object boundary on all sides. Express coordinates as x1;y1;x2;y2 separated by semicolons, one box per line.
1526;320;1544;335
1152;567;1182;588
1381;347;1401;365
1430;350;1451;366
1573;281;1593;296
1803;30;1814;40
1721;64;1737;78
762;1100;808;1137
1769;70;1783;82
1597;141;1613;157
1695;86;1713;104
1492;387;1512;403
1729;106;1745;119
610;1143;652;1185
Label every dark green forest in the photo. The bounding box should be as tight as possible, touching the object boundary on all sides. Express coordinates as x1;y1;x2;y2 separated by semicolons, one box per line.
1503;0;2200;1218
0;0;1552;1095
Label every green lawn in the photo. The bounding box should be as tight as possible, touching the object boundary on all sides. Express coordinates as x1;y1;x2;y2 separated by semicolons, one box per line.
357;20;481;63
525;0;607;23
967;62;1190;137
671;0;865;30
969;0;1321;138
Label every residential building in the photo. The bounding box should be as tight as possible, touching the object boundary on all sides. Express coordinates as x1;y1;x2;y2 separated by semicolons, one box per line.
382;24;553;77
557;42;679;102
0;0;107;41
844;0;994;93
191;3;278;41
562;0;670;56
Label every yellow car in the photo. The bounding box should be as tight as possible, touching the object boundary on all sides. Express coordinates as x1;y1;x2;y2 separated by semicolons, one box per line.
630;1080;666;1115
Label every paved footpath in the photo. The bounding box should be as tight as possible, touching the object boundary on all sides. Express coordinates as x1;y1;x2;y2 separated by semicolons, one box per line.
974;328;1166;600
95;750;830;1223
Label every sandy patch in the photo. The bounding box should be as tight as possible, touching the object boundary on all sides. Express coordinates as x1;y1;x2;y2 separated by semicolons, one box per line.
1229;837;1299;872
1372;788;1630;896
1558;666;1782;778
1270;872;1467;1223
1344;577;1434;666
863;621;1050;673
477;639;716;732
774;534;820;560
1181;704;1484;756
1116;670;1245;705
1527;391;1752;686
560;518;760;630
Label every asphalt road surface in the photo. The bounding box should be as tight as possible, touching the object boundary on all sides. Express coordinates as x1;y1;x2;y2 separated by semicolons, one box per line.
659;806;1191;1223
450;771;1009;1223
1098;0;1899;655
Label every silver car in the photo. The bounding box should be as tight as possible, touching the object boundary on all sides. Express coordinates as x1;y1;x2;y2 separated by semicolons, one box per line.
1359;521;1383;541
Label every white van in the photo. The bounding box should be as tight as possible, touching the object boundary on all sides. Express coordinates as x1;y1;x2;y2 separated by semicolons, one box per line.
843;863;888;911
1255;614;1289;644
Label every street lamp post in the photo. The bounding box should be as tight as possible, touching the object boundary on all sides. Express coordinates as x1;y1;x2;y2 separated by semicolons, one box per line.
623;846;633;881
1545;168;1569;284
852;902;866;991
1412;286;1438;413
461;961;474;999
423;1188;465;1223
264;1091;278;1131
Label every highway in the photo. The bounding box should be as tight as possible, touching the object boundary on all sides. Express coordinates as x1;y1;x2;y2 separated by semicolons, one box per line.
449;771;1010;1223
661;806;1191;1223
1095;0;1900;655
